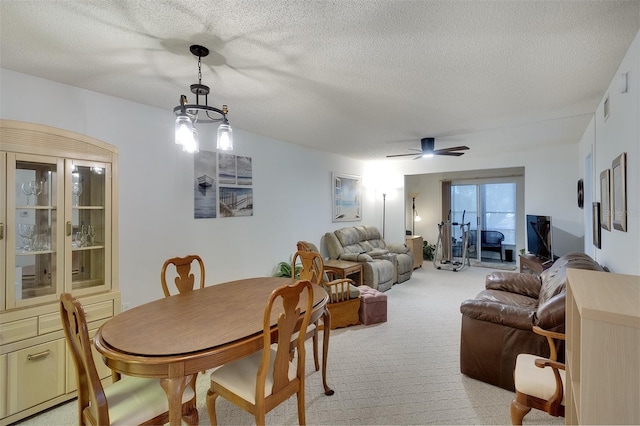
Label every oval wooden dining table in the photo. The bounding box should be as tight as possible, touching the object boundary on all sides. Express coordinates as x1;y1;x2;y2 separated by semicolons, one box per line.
94;276;331;426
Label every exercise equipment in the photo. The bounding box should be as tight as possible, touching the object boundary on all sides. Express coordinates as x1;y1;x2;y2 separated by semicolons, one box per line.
433;210;471;272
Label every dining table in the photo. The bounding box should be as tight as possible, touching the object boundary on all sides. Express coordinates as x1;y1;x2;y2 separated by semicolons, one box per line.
94;276;331;426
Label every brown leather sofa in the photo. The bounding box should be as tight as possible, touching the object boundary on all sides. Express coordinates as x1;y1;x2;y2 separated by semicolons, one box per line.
459;252;604;391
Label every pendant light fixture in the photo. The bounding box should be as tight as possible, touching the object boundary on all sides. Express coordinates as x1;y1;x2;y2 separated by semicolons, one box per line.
173;44;233;153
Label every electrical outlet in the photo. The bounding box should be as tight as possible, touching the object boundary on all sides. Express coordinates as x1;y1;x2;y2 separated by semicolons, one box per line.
122;302;130;311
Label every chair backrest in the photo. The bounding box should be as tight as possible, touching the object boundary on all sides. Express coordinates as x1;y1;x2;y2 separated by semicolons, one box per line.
60;293;110;425
161;255;205;297
296;241;332;283
292;249;324;285
259;280;314;401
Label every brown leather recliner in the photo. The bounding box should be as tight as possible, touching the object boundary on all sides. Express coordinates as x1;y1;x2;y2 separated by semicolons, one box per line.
459;252;604;391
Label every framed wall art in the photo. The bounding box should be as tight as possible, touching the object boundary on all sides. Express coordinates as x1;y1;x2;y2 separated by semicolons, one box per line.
332;172;362;222
611;152;627;231
592;202;601;249
599;169;610;231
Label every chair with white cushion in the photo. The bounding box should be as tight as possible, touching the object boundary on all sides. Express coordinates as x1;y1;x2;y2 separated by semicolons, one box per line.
60;293;198;425
206;280;314;425
510;326;566;425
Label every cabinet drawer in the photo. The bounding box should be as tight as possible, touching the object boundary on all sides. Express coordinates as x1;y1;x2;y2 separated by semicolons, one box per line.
0;318;38;345
39;300;113;335
7;339;66;415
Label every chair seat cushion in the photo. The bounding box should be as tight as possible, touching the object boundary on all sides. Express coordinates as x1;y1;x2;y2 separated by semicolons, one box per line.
514;353;565;405
105;376;195;426
210;348;296;404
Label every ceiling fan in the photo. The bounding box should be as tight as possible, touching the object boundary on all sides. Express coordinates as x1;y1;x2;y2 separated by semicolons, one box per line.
386;137;470;159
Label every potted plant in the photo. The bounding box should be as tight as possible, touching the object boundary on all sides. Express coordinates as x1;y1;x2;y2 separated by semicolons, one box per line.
423;240;436;261
273;256;301;278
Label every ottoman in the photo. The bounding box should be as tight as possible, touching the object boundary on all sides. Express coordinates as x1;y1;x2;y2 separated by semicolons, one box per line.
358;285;388;325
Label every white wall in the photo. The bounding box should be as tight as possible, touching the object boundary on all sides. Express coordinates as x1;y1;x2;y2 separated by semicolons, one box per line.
581;30;640;274
1;69;389;308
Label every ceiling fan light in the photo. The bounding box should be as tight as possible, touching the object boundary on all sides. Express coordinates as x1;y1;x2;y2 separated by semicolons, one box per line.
217;122;233;151
422;153;434;158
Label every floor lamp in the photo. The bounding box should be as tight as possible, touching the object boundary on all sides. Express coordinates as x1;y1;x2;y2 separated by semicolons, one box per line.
382;192;387;239
409;192;422;235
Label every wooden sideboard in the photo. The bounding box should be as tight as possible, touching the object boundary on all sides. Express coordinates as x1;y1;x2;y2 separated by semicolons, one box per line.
566;269;640;425
405;235;423;269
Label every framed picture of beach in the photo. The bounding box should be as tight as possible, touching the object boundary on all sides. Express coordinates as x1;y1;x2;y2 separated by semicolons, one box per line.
332;172;362;222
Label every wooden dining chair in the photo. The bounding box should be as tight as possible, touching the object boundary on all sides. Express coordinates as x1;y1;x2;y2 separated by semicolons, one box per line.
160;254;206;398
160;254;205;297
206;279;314;425
510;326;566;425
60;293;198;426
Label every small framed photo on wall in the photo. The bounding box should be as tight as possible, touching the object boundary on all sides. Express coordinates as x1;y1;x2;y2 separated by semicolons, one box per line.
599;169;610;231
611;152;627;232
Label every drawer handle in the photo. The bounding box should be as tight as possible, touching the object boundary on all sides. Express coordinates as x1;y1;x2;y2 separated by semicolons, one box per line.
27;350;51;361
0;222;4;240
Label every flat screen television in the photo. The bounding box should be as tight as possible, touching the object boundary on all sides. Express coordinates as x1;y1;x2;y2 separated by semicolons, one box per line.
526;214;553;261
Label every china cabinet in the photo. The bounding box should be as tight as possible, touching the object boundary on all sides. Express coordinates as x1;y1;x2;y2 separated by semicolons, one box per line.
0;120;120;425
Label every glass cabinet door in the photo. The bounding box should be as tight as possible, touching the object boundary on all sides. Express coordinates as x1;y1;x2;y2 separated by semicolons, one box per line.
6;153;64;309
66;160;111;294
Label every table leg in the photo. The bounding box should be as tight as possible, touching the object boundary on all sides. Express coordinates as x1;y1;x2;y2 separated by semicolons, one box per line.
321;307;334;396
160;373;192;426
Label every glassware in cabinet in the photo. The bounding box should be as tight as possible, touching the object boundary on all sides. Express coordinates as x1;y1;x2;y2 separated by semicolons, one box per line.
66;161;111;294
6;154;64;309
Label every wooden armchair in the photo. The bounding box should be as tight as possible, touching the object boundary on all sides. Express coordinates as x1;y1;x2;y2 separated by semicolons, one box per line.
511;326;566;425
296;241;361;329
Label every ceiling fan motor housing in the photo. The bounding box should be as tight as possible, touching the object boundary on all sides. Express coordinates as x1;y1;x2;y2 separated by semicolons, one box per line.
421;137;435;152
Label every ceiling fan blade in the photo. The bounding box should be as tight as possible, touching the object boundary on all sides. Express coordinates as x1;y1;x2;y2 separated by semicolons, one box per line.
434;146;470;153
434;151;465;156
412;154;423;160
386;153;419;158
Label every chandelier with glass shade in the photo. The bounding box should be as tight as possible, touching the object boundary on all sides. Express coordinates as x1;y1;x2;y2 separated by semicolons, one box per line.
173;44;233;153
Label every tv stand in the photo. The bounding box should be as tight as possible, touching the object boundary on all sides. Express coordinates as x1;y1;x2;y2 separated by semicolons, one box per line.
519;254;554;275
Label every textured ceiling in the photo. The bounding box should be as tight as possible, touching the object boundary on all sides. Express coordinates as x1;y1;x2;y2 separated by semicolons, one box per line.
1;0;638;160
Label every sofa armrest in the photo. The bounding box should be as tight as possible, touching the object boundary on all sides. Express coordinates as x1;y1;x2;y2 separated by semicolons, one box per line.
534;293;565;332
386;243;410;254
339;252;373;262
485;272;542;298
460;299;535;330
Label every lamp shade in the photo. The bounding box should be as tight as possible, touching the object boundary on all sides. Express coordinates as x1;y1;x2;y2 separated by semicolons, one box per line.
217;123;233;150
182;126;199;153
175;115;194;146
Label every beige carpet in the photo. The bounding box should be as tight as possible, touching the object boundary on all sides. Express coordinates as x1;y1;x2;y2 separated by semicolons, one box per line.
18;264;562;425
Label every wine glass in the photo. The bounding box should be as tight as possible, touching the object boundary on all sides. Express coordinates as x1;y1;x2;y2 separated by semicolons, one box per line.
21;181;34;206
87;225;96;246
17;223;35;251
31;180;43;206
72;182;83;207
